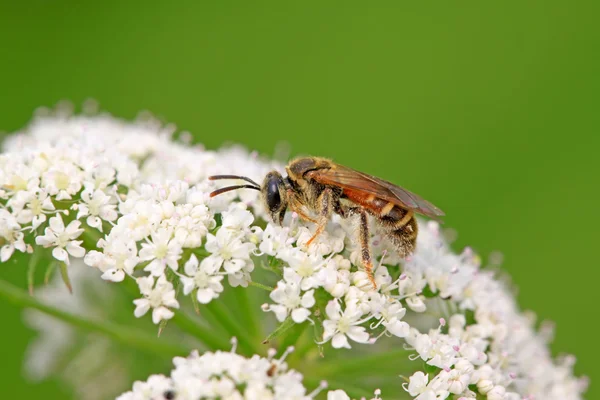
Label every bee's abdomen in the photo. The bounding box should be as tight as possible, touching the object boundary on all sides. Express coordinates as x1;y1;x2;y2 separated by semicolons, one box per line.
376;204;418;257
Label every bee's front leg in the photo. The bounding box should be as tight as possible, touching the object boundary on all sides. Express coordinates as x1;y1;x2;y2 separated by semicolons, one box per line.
306;187;333;247
287;190;318;223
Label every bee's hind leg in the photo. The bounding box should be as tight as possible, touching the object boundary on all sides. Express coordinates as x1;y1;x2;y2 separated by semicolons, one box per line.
357;208;377;289
306;187;333;247
334;204;377;289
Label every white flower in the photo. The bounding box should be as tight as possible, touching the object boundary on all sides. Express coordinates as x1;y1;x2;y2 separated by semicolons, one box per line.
296;224;345;255
221;202;255;232
172;203;214;248
322;300;370;349
406;371;429;396
259;223;295;256
118;198;163;241
139;228;182;276
179;254;224;304
35;215;85;265
82;165;116;191
267;269;315;323
1;109;588;400
377;300;410;338
279;248;325;290
204;228;255;274
118;348;368;400
133;275;180;324
84;236;139;282
0;209;27;262
74;188;117;230
12;188;55;229
318;259;351;298
327;390;350;400
42;162;83;200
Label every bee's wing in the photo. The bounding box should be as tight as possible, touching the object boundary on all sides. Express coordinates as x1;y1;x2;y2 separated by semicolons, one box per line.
308;163;445;220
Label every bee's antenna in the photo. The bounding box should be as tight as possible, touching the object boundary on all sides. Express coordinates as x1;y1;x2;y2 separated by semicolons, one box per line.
210;185;261;197
209;175;261;188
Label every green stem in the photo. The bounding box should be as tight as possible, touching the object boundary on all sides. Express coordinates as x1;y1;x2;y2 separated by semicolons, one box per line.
0;279;188;357
248;280;273;291
262;317;296;345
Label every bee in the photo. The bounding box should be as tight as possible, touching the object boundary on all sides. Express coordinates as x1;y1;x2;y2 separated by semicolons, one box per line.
209;157;444;287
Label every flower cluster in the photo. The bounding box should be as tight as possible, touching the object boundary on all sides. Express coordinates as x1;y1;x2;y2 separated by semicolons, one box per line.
1;107;587;399
399;223;590;400
117;343;380;400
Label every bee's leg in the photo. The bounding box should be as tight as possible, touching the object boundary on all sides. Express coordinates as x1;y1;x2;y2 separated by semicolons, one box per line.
306;187;333;247
357;208;377;289
287;190;318;223
334;203;376;288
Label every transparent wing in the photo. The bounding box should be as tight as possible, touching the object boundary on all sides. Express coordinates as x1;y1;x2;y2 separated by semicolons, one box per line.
308;164;445;220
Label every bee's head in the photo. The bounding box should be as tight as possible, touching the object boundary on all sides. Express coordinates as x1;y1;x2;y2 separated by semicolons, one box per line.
208;172;288;225
261;171;288;225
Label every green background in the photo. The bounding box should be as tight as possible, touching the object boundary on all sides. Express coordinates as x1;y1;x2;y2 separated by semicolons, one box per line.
1;1;598;398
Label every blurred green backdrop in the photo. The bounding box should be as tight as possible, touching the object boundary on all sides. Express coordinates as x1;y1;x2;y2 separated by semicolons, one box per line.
1;1;598;398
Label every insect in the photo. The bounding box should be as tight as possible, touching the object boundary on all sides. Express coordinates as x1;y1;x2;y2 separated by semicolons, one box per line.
209;157;444;288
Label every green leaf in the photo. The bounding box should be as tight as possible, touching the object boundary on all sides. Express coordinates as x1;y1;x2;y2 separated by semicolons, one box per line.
191;289;201;315
158;318;169;337
59;261;73;293
44;261;57;285
0;279;189;357
247;280;274;291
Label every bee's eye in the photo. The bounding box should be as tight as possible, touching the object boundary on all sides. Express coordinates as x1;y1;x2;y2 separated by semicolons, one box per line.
266;178;281;211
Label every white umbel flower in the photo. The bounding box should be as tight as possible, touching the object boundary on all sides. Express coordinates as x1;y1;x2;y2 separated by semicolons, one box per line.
266;268;315;323
117;347;360;400
0;209;27;262
179;254;224;304
139;228;183;276
322;299;371;349
1;108;587;400
133;275;180;324
35;214;85;265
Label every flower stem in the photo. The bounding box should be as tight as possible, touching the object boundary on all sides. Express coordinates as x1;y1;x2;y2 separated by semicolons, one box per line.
0;279;189;357
262;317;296;345
248;280;273;291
